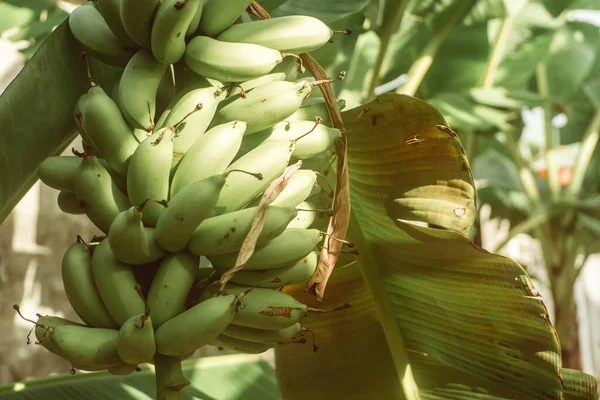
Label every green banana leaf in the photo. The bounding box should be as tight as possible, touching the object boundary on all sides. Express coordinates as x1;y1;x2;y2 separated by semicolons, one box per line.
0;21;121;224
0;354;281;400
340;93;598;398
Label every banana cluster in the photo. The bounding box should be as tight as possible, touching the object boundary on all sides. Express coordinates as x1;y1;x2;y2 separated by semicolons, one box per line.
33;0;346;375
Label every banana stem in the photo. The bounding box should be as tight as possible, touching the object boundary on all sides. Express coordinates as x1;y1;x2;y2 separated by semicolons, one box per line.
154;353;189;400
481;17;513;89
536;63;560;201
366;0;409;101
398;0;475;96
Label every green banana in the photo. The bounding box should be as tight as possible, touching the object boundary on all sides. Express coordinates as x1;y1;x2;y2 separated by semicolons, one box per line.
120;0;161;49
117;313;156;364
108;363;138;375
92;239;146;325
96;0;139;48
186;3;204;36
72;363;106;372
151;0;202;65
127;128;174;226
62;239;119;328
157;82;227;170
74;155;130;233
43;324;122;367
107;206;167;264
83;85;140;175
38;156;81;192
155;294;239;356
217;16;332;54
185;36;283;83
223;323;302;343
35;315;86;355
287;97;346;126
271;169;317;208
187;205;296;257
248;121;341;160
287;201;318;229
212;80;313;135
226;72;287;98
154;72;217;129
170;121;246;196
197;0;253;37
213;140;295;215
205;284;308;329
214;251;318;289
210;334;273;354
119;50;169;131
155;174;228;252
57;191;86;215
208;228;323;270
68;2;135;67
147;251;199;328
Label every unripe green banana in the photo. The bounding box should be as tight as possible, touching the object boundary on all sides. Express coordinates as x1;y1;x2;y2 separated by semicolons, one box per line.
72;363;106;372
147;251;199;328
127;128;174;226
108;206;167;264
271;169;317;208
155;294;239;356
119;50;169;130
247;121;341;160
157;83;227;170
62;239;119;328
120;0;161;49
217;16;332;54
170;121;246;196
287;97;346;126
68;2;135;67
74;93;97;152
214;140;295;215
208;228;323;270
151;0;202;65
92;239;146;325
223;322;302;343
96;0;139;49
205;284;308;329
185;36;282;83
38;156;81;192
155;174;227;252
186;3;204;36
287;201;318;229
108;363;138;375
74;155;130;233
44;324;122;367
117;313;156;364
271;56;303;79
212;80;312;135
35;316;86;355
187;205;296;257
197;0;253;37
226;72;287;98
210;334;273;354
214;251;318;289
84;85;140;175
155;73;216;128
57;191;86;215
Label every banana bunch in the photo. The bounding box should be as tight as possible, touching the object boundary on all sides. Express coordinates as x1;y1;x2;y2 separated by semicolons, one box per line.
30;0;350;380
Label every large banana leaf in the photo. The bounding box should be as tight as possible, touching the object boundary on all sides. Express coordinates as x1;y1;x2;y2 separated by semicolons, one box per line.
338;93;596;398
0;355;281;400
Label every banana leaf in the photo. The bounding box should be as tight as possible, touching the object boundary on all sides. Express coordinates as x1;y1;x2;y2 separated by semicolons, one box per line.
0;354;281;400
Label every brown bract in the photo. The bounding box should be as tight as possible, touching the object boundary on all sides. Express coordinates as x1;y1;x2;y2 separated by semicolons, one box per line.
248;2;351;301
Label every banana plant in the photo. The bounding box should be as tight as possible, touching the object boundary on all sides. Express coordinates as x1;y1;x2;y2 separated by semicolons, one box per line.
0;0;598;399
